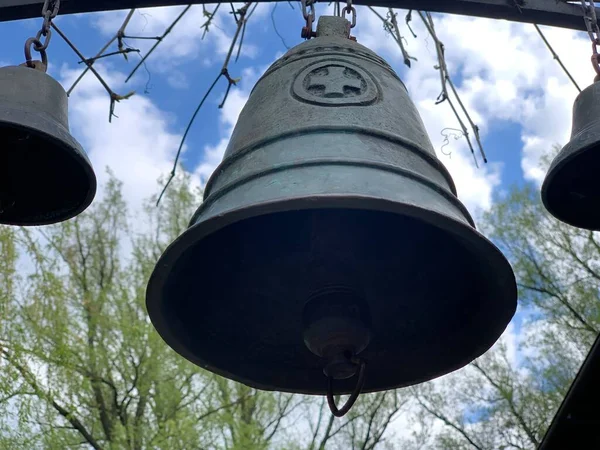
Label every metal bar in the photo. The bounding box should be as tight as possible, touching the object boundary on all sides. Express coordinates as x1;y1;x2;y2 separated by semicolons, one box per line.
0;0;597;31
538;332;600;449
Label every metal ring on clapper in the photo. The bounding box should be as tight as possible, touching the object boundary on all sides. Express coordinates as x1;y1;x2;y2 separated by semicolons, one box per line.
326;358;367;417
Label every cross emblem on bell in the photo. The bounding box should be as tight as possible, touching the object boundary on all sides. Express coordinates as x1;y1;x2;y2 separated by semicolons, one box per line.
307;66;363;98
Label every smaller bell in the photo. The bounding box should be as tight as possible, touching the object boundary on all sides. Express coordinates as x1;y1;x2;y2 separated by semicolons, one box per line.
0;64;96;226
542;81;600;230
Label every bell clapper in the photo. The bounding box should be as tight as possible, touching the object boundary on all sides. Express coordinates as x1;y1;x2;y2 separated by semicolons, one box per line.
327;357;366;418
302;285;371;417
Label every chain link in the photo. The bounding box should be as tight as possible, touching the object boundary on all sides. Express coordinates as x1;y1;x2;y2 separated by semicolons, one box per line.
301;0;357;39
342;0;356;29
300;0;316;39
41;0;60;35
581;0;600;42
23;0;60;70
580;0;600;79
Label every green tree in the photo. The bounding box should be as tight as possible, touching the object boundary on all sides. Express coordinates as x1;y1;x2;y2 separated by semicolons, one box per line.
0;171;409;449
411;181;600;449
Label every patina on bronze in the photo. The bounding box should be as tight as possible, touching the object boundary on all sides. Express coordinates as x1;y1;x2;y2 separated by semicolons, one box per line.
0;64;96;225
542;80;600;230
146;16;517;399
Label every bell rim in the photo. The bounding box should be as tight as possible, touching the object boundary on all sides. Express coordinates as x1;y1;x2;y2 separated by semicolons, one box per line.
146;195;517;395
541;130;600;230
0;106;97;226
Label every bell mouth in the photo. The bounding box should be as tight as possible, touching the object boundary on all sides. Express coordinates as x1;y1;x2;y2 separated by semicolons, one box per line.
0;109;97;225
542;134;600;230
146;197;517;396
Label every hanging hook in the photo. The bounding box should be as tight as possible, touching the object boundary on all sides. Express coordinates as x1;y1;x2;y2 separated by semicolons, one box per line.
300;0;316;39
24;37;48;71
326;358;366;418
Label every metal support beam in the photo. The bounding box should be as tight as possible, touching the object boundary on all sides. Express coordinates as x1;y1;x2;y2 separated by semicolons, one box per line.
538;333;600;449
0;0;597;31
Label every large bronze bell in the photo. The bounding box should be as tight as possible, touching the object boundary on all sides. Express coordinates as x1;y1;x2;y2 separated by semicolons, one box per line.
147;16;517;398
0;64;96;225
542;81;600;230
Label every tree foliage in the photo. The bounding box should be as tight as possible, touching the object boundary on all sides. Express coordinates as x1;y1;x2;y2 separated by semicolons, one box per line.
411;182;600;449
0;172;407;449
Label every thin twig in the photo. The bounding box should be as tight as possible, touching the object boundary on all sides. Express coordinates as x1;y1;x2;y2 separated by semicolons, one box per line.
155;72;221;207
117;9;136;60
125;5;193;83
52;23;135;123
533;23;582;92
230;2;239;22
121;37;154;93
369;7;416;67
388;9;416;67
235;3;258;62
445;74;487;163
405;10;417;38
122;35;161;40
440;127;465;157
67;9;135;96
418;11;486;165
156;3;252;206
78;48;140;64
201;3;222;38
272;3;290;49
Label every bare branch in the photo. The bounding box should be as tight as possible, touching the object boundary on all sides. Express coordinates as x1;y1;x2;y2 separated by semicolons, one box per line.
157;2;252;206
52;23;135;122
418;11;486;165
533;24;581;92
125;5;192;83
67;9;136;96
415;393;484;450
0;349;104;450
272;3;290;49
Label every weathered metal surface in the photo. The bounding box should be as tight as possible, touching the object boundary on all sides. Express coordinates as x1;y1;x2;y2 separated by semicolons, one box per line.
146;15;517;396
542;80;600;230
0;0;597;31
0;65;96;225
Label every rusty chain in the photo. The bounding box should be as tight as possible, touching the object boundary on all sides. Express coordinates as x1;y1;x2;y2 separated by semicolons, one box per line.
342;0;356;29
301;0;316;39
580;0;600;79
24;0;60;71
301;0;357;40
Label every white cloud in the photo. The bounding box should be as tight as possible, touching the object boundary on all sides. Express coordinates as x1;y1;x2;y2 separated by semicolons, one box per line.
59;62;188;210
357;9;591;204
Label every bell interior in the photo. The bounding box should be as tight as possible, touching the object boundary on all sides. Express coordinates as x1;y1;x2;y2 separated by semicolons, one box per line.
0;125;91;225
544;144;600;230
157;207;514;395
